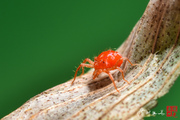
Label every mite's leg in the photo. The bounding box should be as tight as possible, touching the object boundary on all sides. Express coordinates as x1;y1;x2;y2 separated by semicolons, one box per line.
106;72;120;93
92;69;102;79
72;63;93;85
82;58;94;65
117;67;130;84
81;58;94;75
123;57;139;66
92;70;98;79
114;58;123;67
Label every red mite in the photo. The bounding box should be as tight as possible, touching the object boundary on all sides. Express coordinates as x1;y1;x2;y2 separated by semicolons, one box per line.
71;50;137;92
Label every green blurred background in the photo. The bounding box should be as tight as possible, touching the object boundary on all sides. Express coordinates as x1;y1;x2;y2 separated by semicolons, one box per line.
0;0;179;119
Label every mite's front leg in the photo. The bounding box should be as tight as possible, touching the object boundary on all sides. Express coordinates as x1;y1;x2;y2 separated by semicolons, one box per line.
72;63;93;85
81;58;94;76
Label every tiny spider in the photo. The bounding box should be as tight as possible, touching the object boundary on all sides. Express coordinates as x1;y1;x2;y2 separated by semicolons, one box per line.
71;50;138;92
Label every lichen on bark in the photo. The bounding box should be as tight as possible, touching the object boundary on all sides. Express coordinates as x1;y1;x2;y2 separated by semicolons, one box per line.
2;0;180;120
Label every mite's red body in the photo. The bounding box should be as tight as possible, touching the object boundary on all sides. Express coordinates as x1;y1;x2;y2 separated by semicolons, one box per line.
94;50;123;69
71;50;136;92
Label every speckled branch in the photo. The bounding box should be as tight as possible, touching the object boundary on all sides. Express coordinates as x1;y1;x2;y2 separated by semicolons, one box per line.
2;0;180;119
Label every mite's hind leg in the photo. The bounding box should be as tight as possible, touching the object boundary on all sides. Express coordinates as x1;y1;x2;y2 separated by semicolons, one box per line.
106;72;120;93
123;57;139;66
72;63;93;85
117;67;130;84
